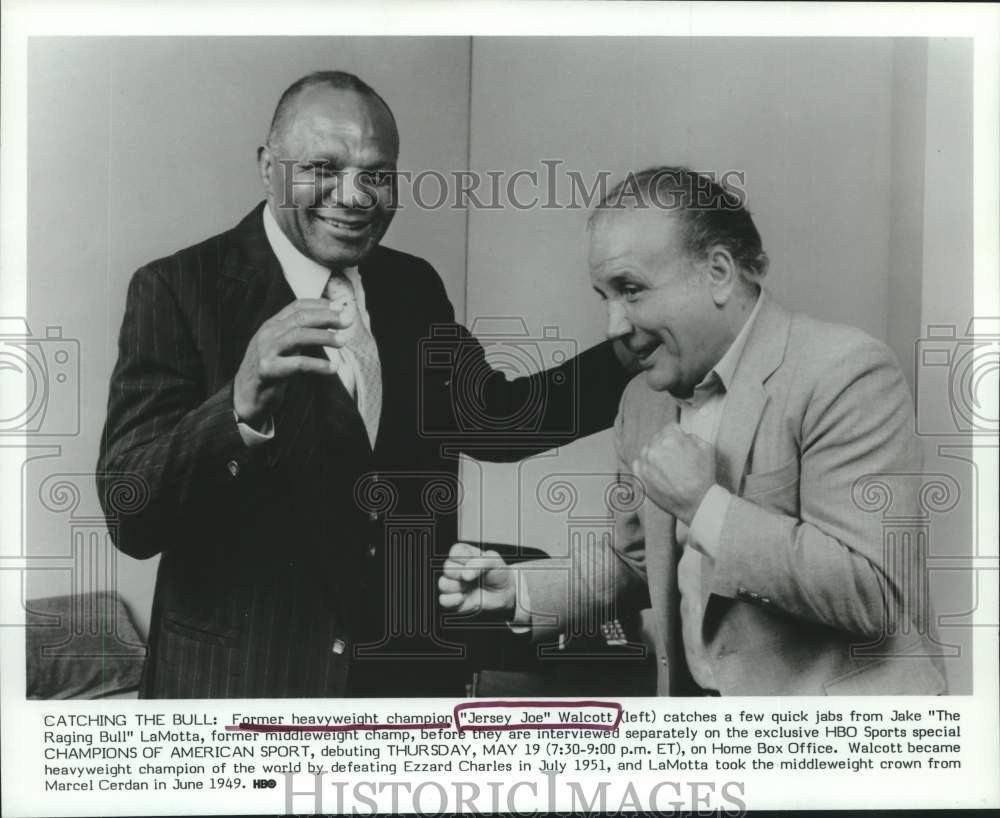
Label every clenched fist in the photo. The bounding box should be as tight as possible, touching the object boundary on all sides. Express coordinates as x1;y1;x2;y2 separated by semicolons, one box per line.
437;543;516;616
234;298;353;427
633;424;716;525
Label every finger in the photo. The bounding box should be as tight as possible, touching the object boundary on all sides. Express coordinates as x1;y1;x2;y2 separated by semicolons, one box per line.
657;423;684;441
437;576;464;594
443;556;484;581
458;594;487;614
632;458;647;481
634;458;657;486
275;326;350;353
261;355;338;379
278;307;355;332
687;431;713;450
439;591;474;611
273;298;339;320
448;542;486;562
459;553;504;583
481;549;507;574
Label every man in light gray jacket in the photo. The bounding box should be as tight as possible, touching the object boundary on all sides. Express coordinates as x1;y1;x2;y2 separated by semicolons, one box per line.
440;167;946;696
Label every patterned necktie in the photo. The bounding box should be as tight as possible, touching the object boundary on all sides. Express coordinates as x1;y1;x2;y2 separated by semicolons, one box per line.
322;271;382;447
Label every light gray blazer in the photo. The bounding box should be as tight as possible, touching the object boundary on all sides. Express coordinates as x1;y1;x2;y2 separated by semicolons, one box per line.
524;295;947;695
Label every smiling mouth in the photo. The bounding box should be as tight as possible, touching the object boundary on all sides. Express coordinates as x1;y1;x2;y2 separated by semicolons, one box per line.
633;344;660;364
315;213;373;234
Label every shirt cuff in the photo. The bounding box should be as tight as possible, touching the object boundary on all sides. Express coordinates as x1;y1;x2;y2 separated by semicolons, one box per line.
506;575;532;634
687;484;732;560
233;409;275;448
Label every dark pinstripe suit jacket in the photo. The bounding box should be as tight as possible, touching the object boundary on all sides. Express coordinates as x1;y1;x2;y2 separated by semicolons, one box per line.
97;203;628;698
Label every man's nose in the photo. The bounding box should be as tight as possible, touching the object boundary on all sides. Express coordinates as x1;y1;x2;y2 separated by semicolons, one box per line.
606;301;632;339
329;169;375;210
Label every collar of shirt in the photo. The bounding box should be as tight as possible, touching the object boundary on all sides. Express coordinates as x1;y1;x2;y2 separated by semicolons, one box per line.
679;289;766;410
262;203;370;331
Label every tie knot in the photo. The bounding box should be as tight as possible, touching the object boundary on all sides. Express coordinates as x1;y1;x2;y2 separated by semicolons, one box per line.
323;271;356;313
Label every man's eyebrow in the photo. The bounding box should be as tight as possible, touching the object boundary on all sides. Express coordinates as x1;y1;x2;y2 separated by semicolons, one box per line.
600;272;639;288
300;154;396;170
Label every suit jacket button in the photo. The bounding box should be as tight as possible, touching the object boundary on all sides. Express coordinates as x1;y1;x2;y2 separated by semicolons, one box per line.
367;545;377;557
368;511;379;522
332;639;346;655
226;460;240;477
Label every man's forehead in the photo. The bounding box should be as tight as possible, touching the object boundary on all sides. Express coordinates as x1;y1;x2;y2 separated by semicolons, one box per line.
281;86;398;157
588;206;683;263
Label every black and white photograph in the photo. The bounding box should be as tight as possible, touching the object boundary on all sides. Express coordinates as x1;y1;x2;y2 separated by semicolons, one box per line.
2;2;998;815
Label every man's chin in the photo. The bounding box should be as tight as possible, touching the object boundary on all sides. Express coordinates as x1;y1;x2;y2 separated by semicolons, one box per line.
644;367;684;396
309;238;376;269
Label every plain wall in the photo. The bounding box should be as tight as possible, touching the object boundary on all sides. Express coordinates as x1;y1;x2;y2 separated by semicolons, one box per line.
914;38;976;693
25;36;472;636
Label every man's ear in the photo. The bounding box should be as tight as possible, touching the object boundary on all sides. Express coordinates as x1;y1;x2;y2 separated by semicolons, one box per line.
257;144;274;191
704;245;738;306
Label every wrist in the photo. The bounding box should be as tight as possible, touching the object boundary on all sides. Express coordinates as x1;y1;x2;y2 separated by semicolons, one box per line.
509;574;528;624
680;482;716;527
233;401;265;431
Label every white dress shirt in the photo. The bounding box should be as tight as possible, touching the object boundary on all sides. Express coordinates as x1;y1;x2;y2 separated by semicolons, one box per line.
675;290;764;690
234;204;380;446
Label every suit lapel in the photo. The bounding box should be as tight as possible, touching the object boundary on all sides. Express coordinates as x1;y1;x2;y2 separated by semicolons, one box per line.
714;296;791;494
634;397;684;693
701;296;791;621
217;204;297;373
214;205;372;603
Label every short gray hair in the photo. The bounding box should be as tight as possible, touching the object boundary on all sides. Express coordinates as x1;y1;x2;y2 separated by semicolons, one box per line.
267;70;397;150
589;166;769;284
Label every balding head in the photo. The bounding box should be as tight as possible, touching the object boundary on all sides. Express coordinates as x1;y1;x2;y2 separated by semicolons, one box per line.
266;71;398;155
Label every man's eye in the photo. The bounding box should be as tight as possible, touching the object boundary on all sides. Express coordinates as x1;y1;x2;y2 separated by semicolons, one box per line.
296;163;339;179
622;286;642;302
363;171;394;187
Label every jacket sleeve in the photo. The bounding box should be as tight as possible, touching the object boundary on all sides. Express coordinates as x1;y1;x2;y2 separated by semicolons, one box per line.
708;338;923;640
96;265;259;559
414;258;630;461
521;395;650;643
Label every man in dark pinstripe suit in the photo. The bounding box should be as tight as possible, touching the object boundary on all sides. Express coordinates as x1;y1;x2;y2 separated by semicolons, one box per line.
97;71;629;698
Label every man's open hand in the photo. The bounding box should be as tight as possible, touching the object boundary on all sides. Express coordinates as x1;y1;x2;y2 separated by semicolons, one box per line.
634;424;716;526
234;298;353;427
438;543;516;615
